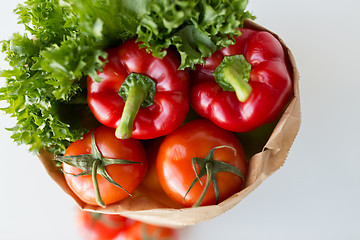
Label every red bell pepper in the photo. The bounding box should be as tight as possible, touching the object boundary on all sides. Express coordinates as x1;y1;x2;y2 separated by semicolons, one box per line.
87;39;190;139
190;28;293;132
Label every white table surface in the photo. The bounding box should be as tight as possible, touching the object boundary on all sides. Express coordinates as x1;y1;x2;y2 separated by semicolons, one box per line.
1;0;359;239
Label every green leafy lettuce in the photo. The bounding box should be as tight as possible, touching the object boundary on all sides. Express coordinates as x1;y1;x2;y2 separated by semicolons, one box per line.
0;0;254;154
135;0;254;69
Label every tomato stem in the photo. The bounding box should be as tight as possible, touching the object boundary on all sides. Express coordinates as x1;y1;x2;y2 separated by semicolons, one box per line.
90;212;102;228
192;162;212;208
55;131;142;208
184;145;245;207
92;159;106;208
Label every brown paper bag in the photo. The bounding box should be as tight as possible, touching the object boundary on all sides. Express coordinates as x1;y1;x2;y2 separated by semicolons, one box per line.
38;19;301;228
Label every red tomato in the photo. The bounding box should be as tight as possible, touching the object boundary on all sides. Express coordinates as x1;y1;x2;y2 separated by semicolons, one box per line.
124;220;177;240
76;210;128;240
156;119;248;207
139;138;183;208
61;126;147;207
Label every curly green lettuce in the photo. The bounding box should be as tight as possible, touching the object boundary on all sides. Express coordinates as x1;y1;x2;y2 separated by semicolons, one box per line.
0;0;254;154
135;0;254;69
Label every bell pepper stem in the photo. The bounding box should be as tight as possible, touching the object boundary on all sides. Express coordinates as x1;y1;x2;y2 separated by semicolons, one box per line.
116;73;156;139
116;86;146;139
224;66;252;102
213;55;252;102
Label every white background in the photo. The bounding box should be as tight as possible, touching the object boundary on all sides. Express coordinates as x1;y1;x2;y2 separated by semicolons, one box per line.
1;0;359;239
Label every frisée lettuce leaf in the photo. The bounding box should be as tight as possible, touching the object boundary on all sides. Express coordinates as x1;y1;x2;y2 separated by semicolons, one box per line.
0;0;254;154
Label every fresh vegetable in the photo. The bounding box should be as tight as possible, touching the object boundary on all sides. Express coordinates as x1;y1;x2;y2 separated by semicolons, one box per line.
130;0;254;69
76;210;128;240
124;220;177;240
0;0;253;154
76;210;177;240
156;119;247;207
139;137;183;208
190;28;292;132
87;39;189;139
55;126;147;207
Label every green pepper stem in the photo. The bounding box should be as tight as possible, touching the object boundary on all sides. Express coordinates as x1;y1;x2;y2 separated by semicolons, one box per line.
213;55;252;102
192;162;213;208
224;66;252;102
92;159;106;208
116;86;146;139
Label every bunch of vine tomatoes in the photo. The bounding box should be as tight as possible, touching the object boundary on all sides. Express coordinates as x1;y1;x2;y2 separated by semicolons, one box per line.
76;210;177;240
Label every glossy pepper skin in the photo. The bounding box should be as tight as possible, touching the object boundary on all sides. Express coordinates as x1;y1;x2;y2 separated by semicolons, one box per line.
87;39;189;139
190;28;293;132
